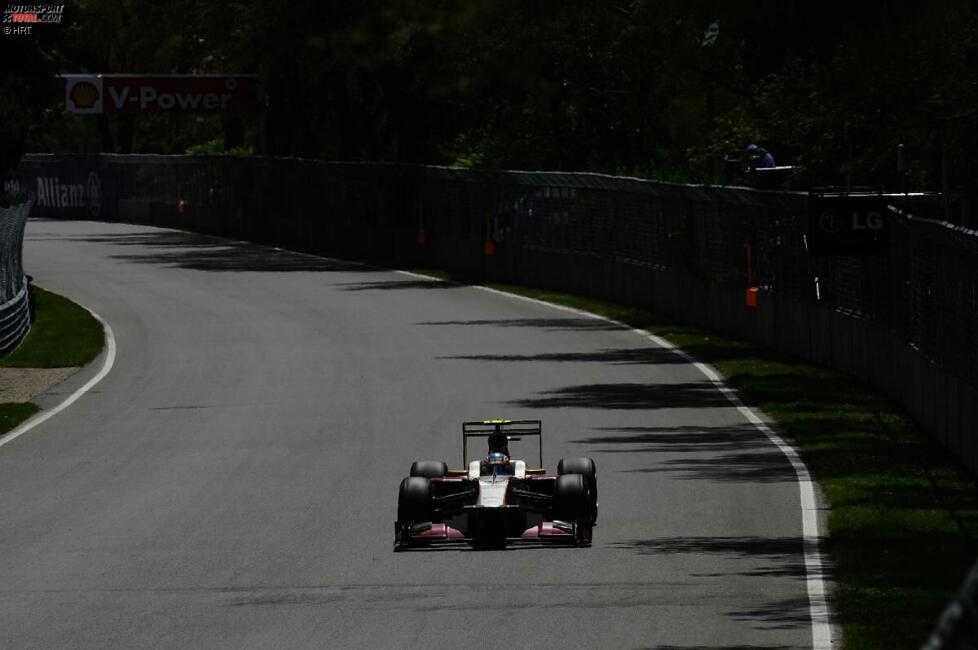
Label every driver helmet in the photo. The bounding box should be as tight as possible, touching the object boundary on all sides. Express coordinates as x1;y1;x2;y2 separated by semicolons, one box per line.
486;451;510;475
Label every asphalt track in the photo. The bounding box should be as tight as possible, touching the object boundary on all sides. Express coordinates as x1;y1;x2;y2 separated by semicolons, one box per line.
2;220;826;649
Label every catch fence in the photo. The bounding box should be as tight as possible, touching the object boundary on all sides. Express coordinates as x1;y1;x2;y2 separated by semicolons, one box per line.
17;153;978;472
0;201;31;355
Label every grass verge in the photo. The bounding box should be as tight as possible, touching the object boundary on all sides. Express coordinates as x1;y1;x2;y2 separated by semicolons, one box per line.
1;286;103;368
411;267;978;649
0;403;40;435
0;285;104;435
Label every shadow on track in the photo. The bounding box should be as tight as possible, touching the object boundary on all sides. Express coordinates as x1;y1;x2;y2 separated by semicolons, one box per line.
648;646;792;650
570;424;795;483
418;317;625;332
637;645;791;650
615;536;809;580
574;424;765;453
438;347;687;365
725;596;817;632
70;230;380;273
507;382;732;410
623;451;796;483
338;279;462;291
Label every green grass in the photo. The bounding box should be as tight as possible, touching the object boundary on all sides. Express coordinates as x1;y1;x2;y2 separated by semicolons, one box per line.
0;285;104;436
411;268;978;649
1;286;104;368
0;402;40;435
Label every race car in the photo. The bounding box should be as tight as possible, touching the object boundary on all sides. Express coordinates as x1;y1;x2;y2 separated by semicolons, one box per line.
394;420;597;550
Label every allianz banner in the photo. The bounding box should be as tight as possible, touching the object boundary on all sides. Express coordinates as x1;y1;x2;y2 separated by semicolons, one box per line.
17;156;119;220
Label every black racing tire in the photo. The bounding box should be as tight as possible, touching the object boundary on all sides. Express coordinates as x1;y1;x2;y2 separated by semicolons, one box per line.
397;476;433;523
409;460;448;479
557;457;596;479
552;473;591;523
557;457;598;524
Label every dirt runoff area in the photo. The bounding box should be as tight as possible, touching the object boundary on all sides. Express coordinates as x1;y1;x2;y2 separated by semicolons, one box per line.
0;368;79;403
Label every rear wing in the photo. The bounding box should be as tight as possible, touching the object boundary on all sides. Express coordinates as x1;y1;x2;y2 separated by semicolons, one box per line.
462;419;543;468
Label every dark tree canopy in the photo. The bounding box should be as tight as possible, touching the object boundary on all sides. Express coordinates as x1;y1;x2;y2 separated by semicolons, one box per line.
10;0;978;195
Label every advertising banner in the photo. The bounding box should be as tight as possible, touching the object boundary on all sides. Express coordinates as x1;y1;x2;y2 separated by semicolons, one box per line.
18;158;118;220
60;75;260;115
809;193;889;256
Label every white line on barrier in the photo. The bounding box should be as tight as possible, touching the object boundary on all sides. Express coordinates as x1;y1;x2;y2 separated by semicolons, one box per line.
396;269;835;650
0;305;117;452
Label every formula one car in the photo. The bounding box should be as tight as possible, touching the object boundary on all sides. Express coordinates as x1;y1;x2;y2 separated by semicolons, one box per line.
394;420;597;550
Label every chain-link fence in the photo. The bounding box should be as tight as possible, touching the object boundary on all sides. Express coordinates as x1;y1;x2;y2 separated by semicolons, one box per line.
17;153;978;472
0;200;31;355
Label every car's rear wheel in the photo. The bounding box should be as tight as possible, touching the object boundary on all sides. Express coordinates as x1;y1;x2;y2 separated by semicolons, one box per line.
397;476;433;524
557;457;598;524
409;460;448;479
558;457;596;478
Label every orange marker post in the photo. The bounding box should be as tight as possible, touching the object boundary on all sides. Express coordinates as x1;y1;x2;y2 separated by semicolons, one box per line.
745;243;758;308
746;287;759;308
484;213;495;256
416;208;425;245
177;183;186;214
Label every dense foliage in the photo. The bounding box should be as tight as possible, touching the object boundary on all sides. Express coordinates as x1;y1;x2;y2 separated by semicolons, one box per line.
0;7;58;203
10;0;978;192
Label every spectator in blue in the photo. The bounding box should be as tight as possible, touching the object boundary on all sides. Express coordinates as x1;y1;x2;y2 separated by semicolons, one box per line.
745;143;776;169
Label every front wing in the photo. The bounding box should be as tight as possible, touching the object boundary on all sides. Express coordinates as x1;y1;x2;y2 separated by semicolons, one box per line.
394;505;592;549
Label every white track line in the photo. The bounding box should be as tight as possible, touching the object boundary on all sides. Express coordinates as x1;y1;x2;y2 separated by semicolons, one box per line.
0;306;116;451
397;270;834;650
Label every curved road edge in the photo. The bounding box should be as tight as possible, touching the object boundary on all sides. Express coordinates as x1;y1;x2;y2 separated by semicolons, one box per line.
2;225;833;647
399;268;837;650
0;304;117;451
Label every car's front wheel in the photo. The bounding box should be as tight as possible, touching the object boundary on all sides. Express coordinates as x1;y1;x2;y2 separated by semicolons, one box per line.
397;476;433;524
557;457;598;524
552;473;590;521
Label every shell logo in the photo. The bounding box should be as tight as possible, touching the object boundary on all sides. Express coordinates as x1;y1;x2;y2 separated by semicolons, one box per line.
64;76;103;114
69;82;100;109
